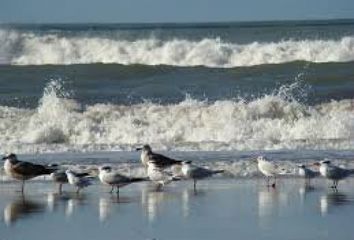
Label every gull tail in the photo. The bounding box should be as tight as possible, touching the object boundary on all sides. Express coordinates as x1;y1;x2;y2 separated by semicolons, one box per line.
173;160;183;165
42;167;57;175
130;177;149;183
212;170;225;175
171;176;182;181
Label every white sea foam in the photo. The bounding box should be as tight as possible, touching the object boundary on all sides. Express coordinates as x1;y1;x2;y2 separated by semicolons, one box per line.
0;80;353;154
1;30;354;67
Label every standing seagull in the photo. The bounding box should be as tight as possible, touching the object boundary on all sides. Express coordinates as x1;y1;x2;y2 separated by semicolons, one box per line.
257;156;279;188
2;153;55;193
51;170;90;194
146;160;179;190
98;166;147;195
136;145;182;169
297;164;319;185
65;170;92;194
314;160;354;190
181;161;224;192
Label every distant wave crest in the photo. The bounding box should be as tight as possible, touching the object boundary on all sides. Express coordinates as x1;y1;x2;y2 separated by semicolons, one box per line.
1;30;354;67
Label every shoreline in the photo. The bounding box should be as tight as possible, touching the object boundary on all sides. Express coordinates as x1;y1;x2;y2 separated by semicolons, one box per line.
1;179;354;239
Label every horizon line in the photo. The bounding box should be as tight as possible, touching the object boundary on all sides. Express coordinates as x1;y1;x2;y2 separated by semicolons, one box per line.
1;17;354;26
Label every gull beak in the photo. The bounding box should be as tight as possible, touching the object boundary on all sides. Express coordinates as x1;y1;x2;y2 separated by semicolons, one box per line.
136;147;142;151
2;156;7;161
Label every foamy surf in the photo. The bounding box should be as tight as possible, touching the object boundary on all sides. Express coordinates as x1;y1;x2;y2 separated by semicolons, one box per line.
1;29;354;67
0;80;353;154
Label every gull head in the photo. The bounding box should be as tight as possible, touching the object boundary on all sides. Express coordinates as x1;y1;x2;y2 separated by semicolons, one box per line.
314;160;330;167
256;156;267;162
320;160;331;165
99;166;112;173
136;144;152;153
65;169;74;175
297;164;306;169
2;153;17;161
182;161;192;166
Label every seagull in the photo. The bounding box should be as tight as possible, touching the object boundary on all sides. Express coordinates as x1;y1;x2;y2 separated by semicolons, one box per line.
98;166;148;195
181;161;224;192
146;160;180;190
314;160;354;190
297;164;319;185
2;153;56;193
51;169;90;194
257;156;279;188
136;144;182;169
65;170;93;194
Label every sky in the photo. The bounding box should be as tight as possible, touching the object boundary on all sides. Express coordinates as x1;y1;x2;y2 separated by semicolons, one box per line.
0;0;354;23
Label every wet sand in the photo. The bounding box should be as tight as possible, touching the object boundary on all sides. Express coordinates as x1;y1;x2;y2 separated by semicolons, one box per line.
1;178;354;240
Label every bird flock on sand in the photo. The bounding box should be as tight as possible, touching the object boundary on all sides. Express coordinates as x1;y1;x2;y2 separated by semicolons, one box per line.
2;145;354;196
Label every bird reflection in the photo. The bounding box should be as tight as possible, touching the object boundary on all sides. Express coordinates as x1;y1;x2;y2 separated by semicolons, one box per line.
181;188;206;218
141;188;177;222
320;192;352;216
4;196;45;226
47;192;75;212
65;193;87;218
299;184;316;205
99;197;111;222
258;188;288;228
258;189;278;219
98;195;133;222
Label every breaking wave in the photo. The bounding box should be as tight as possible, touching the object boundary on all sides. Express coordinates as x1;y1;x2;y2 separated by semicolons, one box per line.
1;29;354;67
0;80;353;154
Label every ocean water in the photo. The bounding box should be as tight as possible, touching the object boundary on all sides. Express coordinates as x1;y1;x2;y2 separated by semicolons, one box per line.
2;180;354;240
0;20;354;170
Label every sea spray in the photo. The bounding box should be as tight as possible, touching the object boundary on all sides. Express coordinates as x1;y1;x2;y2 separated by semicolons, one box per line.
0;80;353;153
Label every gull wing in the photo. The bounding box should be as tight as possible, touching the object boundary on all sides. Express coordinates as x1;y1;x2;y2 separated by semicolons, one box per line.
13;161;54;176
148;152;182;168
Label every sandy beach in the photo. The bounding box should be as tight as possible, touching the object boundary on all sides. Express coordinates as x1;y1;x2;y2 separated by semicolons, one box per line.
1;178;354;240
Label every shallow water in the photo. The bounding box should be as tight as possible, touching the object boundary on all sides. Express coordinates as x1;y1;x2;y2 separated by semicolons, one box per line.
1;178;354;240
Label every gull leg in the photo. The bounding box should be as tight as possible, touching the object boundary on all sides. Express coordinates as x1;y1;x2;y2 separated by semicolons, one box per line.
58;184;63;194
266;176;270;187
109;186;114;194
156;183;163;191
21;180;25;194
76;187;81;194
272;176;276;188
116;186;120;198
193;179;197;193
330;180;336;189
306;178;311;186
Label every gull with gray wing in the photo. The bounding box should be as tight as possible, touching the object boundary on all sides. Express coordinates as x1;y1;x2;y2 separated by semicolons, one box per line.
65;170;93;194
314;160;354;190
98;166;148;195
181;161;224;192
297;164;319;185
257;156;280;188
146;160;180;190
136;145;182;169
2;153;56;193
51;168;90;194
